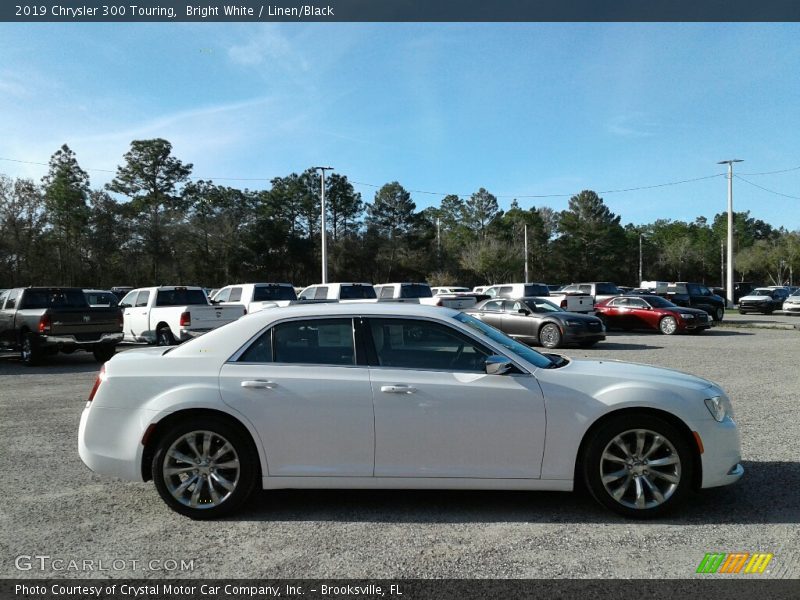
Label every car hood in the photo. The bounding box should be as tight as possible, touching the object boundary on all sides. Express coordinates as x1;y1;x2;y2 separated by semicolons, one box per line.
552;311;600;322
536;357;715;394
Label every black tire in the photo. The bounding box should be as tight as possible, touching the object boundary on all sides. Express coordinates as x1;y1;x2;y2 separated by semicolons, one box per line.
539;323;563;349
20;332;43;366
156;327;176;346
92;344;116;363
713;307;724;322
152;417;258;519
582;414;694;518
739;309;748;315
658;316;678;335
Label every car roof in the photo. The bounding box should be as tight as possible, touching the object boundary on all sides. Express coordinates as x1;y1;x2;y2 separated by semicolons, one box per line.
167;303;460;359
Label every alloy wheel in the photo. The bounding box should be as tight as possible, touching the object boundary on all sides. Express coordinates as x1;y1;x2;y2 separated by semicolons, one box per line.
162;430;241;510
599;428;681;510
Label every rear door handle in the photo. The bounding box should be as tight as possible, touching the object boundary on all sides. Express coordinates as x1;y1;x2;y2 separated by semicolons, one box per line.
241;380;277;389
380;385;417;394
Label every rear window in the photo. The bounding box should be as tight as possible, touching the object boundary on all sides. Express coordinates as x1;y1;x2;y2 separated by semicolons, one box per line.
340;285;377;299
400;284;433;298
21;289;88;309
253;285;297;301
523;284;549;296
85;292;118;306
595;283;621;295
155;288;209;306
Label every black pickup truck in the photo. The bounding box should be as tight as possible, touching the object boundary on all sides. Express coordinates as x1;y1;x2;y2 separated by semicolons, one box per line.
0;287;123;365
664;282;726;322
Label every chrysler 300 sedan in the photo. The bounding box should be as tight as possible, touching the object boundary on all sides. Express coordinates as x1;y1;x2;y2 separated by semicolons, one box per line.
79;303;742;519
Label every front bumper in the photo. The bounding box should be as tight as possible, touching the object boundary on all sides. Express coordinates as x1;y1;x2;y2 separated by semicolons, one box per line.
562;323;606;344
693;416;744;489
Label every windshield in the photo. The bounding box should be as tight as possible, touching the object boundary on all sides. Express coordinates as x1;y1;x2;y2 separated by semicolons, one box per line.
454;312;557;369
523;298;562;313
253;286;297;301
750;289;773;297
400;284;433;298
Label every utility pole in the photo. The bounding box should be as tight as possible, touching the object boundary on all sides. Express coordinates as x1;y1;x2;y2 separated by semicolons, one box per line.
524;224;529;283
720;242;724;288
313;166;333;284
718;159;743;307
638;232;643;284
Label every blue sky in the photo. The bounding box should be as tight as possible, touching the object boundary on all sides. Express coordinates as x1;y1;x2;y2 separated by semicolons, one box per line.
1;23;799;229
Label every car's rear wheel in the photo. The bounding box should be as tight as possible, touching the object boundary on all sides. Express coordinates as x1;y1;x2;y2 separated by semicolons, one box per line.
714;307;724;322
156;327;176;346
659;316;678;335
92;344;116;363
582;414;693;518
152;418;257;519
21;332;43;366
539;323;562;349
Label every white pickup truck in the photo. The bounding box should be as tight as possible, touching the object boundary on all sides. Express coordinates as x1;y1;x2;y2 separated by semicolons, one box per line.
484;282;595;314
119;286;245;345
212;283;297;314
298;282;379;303
375;282;484;310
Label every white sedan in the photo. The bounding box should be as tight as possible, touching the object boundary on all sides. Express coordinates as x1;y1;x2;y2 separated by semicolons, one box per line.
78;303;743;519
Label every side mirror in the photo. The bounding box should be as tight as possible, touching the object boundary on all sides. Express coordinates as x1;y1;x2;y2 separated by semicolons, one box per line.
485;355;514;376
517;308;531;315
118;303;130;309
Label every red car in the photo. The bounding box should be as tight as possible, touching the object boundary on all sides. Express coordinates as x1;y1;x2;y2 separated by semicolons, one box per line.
595;295;711;335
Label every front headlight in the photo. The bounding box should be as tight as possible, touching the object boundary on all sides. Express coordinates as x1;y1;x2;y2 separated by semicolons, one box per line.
704;395;734;422
679;313;695;319
565;319;583;327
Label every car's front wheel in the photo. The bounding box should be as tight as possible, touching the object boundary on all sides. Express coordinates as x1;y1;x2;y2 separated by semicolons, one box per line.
714;307;724;322
539;323;563;348
152;418;258;519
659;316;678;335
582;414;694;518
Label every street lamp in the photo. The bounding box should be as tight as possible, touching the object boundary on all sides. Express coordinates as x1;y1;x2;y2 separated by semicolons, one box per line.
312;166;334;284
717;159;743;307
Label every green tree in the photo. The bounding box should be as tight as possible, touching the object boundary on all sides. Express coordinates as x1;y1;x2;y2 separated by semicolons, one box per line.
365;182;417;280
463;188;500;239
555;190;626;281
41;144;91;284
106;139;192;282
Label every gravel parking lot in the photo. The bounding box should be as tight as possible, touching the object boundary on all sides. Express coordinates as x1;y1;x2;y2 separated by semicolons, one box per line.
1;322;798;579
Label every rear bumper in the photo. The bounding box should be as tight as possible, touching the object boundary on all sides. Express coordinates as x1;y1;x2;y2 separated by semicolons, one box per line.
39;332;123;346
178;328;212;341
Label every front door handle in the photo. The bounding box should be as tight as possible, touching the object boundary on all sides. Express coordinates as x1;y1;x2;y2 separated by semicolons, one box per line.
241;380;277;389
380;385;417;394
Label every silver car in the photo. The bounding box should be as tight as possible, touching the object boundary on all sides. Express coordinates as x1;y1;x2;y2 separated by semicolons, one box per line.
782;289;800;315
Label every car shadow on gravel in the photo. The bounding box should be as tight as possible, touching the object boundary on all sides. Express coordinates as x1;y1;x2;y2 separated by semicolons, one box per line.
0;353;101;375
229;460;798;525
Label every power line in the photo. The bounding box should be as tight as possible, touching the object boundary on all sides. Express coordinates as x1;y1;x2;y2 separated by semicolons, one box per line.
0;155;782;201
734;174;800;200
738;164;800;177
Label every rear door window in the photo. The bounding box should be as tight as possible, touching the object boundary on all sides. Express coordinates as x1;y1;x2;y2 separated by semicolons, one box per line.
273;319;355;366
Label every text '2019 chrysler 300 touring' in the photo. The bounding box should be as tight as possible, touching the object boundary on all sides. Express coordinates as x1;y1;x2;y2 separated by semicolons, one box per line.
78;303;743;519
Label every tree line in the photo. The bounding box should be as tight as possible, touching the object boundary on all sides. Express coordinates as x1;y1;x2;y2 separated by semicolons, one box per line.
1;139;797;290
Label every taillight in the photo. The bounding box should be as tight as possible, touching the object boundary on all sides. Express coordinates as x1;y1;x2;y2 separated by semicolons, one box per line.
88;365;106;403
242;308;248;315
560;299;567;308
436;299;443;307
179;311;191;327
117;312;124;330
38;314;51;334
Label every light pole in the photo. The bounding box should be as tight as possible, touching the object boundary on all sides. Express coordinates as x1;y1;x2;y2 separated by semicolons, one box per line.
638;232;645;285
313;166;334;284
718;159;743;307
524;224;529;283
